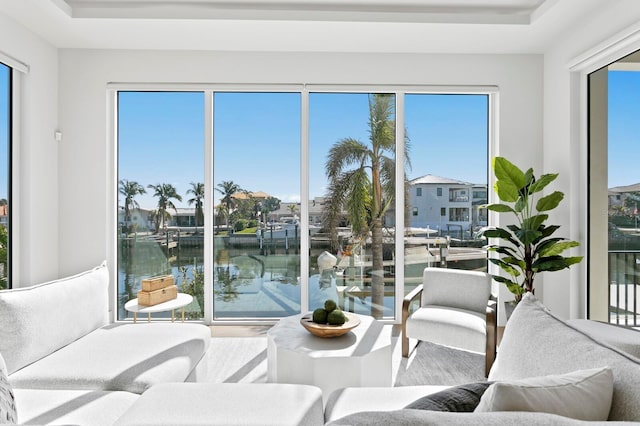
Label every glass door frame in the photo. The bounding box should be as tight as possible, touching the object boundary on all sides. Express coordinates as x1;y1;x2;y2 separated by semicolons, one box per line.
108;83;498;325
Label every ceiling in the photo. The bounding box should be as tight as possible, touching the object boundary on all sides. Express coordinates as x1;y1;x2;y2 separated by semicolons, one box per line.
0;0;607;53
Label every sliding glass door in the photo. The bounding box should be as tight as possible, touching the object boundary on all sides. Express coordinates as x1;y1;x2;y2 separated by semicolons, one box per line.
117;91;205;320
115;87;493;322
213;92;301;319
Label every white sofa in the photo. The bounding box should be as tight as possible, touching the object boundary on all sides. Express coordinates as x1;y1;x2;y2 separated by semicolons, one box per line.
0;262;211;425
3;264;640;425
325;293;640;425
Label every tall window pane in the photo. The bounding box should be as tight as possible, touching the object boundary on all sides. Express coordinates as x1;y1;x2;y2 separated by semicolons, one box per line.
0;64;10;289
117;92;205;320
213;92;301;319
404;94;489;296
309;93;396;319
606;69;640;326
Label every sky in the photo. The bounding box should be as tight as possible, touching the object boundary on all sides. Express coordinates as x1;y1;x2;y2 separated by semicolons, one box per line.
608;70;640;188
1;70;637;210
118;91;489;210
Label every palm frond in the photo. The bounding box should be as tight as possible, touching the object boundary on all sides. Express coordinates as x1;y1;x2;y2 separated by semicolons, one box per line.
325;138;369;181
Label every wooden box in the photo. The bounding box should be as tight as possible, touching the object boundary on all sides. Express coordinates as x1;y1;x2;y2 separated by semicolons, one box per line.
141;275;174;292
137;285;178;306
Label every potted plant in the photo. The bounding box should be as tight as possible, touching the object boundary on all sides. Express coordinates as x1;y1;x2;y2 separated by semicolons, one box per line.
483;157;583;318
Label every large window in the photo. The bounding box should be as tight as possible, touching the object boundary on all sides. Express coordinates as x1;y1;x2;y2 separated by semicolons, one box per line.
309;93;397;318
403;94;489;295
589;58;640;326
0;63;10;289
213;92;301;319
117;92;205;320
115;87;492;322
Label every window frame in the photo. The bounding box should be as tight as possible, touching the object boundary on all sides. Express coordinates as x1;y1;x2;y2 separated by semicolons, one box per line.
570;22;640;321
108;83;498;324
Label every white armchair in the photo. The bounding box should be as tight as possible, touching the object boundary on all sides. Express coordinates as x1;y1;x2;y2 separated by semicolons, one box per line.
402;267;497;377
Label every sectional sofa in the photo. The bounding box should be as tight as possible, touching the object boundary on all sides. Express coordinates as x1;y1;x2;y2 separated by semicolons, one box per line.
1;263;640;425
0;262;212;425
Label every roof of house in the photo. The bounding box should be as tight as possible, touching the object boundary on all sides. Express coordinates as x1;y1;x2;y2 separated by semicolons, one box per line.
231;191;271;200
409;174;473;186
609;183;640;194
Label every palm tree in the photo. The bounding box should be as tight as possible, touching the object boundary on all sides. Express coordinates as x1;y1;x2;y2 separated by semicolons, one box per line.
288;204;298;217
187;182;205;231
323;94;410;319
147;183;182;232
216;180;242;229
118;179;146;230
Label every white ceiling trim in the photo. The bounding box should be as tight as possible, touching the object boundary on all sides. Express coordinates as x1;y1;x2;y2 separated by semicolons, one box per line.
60;0;552;25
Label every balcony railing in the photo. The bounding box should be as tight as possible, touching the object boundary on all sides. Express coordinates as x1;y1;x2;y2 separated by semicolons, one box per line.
449;196;469;202
608;251;640;327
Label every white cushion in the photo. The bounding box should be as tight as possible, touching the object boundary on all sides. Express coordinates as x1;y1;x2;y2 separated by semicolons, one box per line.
9;323;210;394
114;383;324;426
0;262;109;374
421;268;491;314
475;367;614;421
406;305;486;353
324;385;450;422
14;388;138;426
489;293;640;421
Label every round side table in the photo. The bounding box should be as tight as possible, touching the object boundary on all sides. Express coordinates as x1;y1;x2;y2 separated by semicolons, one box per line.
124;293;193;323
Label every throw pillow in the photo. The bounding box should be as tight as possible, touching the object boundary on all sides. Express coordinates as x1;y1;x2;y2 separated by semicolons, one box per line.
475;367;613;421
0;354;17;424
404;382;493;412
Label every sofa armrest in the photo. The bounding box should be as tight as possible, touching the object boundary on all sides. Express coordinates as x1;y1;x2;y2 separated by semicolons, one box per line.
401;285;423;357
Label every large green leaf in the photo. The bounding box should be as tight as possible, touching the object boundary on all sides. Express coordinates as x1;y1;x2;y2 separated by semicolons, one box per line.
538;240;580;257
564;256;584;266
487;245;518;257
538;225;560;239
516;228;542;246
514;196;527;213
495;180;520;203
536;191;564;212
533;238;565;256
485;203;515;213
484;228;521;247
489;258;521;277
494;157;526;188
522;214;548;231
529;173;558;194
492;275;526;295
532;255;581;272
502;256;526;269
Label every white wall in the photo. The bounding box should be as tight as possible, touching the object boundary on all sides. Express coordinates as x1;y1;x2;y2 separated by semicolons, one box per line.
0;13;59;286
544;1;640;320
57;49;543;315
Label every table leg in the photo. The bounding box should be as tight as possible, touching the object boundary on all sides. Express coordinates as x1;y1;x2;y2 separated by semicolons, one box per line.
133;312;137;324
147;313;151;323
171;309;175;323
181;306;185;322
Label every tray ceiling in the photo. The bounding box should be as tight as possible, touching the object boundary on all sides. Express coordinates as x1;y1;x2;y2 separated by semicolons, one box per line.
55;0;555;24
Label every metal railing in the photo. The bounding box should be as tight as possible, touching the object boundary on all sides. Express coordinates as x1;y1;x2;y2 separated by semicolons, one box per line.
608;251;640;327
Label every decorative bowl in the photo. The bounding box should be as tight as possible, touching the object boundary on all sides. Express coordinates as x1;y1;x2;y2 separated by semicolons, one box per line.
300;311;361;337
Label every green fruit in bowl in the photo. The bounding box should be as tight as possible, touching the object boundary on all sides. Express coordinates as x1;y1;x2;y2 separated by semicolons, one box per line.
327;309;346;325
312;308;328;324
324;299;337;312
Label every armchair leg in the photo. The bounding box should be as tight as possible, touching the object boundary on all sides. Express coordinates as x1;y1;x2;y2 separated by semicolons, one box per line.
402;330;409;357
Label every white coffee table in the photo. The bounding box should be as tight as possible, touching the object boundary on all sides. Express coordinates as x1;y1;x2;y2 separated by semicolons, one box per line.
124;293;193;323
267;312;392;402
